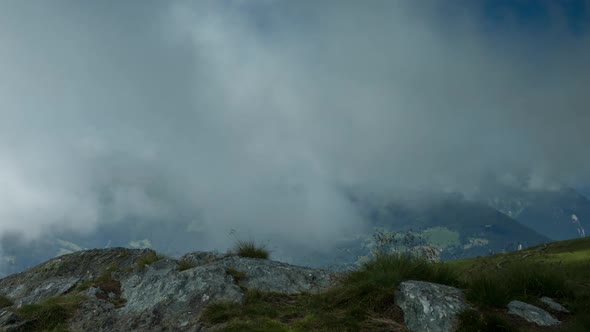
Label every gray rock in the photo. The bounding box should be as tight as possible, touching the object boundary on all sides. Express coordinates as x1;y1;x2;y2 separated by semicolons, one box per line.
179;251;226;268
540;297;570;313
16;277;80;305
120;262;244;314
395;280;469;332
68;292;119;332
507;300;560;326
217;256;333;294
68;259;243;331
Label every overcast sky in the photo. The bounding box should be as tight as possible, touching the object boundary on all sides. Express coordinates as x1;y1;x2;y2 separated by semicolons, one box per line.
0;1;589;258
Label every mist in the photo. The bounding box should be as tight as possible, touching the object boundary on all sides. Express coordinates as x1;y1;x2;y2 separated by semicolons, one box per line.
1;1;589;265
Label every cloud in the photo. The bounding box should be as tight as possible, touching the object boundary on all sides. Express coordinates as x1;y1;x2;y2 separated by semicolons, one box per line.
0;1;589;263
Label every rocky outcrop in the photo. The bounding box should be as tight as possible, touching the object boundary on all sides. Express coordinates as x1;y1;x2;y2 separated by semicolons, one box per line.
179;251;334;294
0;248;334;331
507;300;560;326
0;248;154;305
394;280;469;332
68;263;244;331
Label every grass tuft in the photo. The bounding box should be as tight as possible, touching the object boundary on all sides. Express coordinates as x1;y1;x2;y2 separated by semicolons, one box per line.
16;294;83;331
211;317;290;332
0;294;13;308
232;240;270;259
178;258;196;272
136;251;165;268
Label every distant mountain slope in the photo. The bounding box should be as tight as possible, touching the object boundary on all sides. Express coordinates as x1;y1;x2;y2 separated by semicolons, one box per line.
483;188;590;241
352;193;549;260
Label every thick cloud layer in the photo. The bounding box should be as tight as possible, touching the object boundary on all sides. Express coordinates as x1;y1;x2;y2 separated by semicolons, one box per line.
0;1;589;259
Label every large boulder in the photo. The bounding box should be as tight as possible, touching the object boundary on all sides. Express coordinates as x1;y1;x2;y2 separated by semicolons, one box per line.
540;297;570;313
216;255;333;294
395;280;469;332
507;300;560;326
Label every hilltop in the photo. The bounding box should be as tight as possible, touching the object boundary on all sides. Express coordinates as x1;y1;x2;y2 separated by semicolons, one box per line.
0;238;589;331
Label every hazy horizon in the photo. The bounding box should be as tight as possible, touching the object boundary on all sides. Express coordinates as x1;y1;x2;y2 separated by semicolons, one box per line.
1;1;589;272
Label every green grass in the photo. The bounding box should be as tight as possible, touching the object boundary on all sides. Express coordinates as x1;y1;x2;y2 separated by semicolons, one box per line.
212;318;291;332
450;238;589;305
448;237;590;284
232;240;270;259
451;237;590;331
0;294;13;308
464;261;570;308
16;294;83;331
457;309;517;332
201;290;303;325
201;290;365;331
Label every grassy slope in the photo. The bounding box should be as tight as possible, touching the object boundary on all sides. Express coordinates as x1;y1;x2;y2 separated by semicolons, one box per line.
449;236;590;288
201;237;590;331
449;237;590;331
